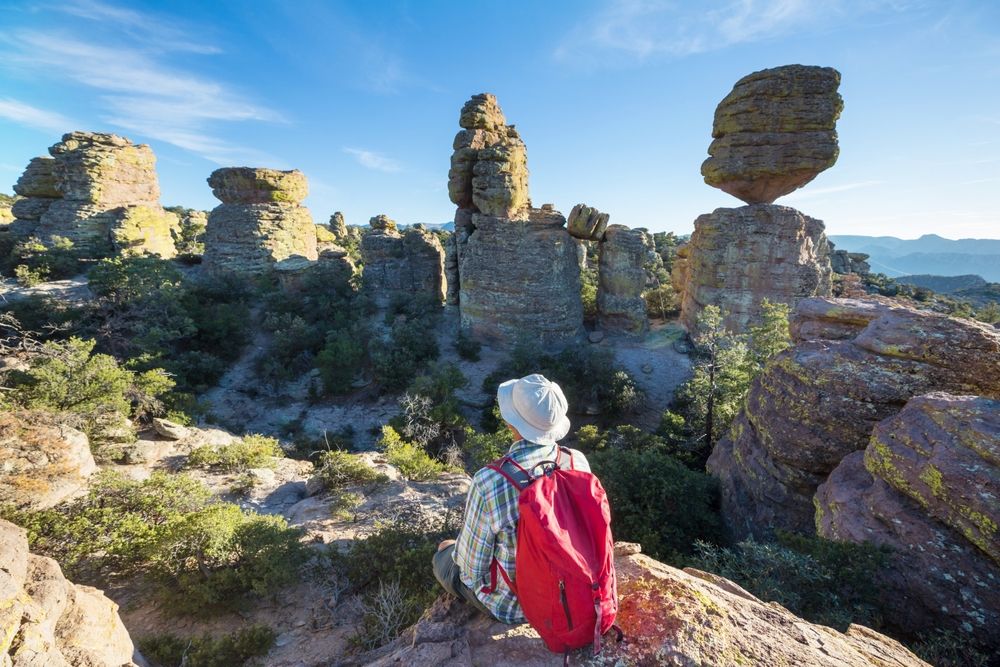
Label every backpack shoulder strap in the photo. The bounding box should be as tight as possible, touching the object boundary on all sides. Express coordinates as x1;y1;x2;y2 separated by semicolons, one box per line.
486;455;532;491
556;446;576;471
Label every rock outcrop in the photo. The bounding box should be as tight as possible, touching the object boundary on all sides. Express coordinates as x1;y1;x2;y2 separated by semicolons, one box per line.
447;94;584;344
9;132;179;257
596;225;654;334
673;204;833;331
829;240;871;275
347;543;928;667
329;211;347;239
0;519;138;666
360;215;446;305
202;167;318;273
702;65;843;204
0;411;96;511
816;392;1000;641
707;298;1000;539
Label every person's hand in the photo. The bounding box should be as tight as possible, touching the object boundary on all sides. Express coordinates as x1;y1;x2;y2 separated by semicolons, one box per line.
437;539;456;551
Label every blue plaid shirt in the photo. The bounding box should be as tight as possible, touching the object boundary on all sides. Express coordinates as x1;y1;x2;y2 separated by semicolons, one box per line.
452;439;590;624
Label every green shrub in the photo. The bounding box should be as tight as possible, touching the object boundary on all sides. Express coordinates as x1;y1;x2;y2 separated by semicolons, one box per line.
372;314;440;393
186;434;283;471
643;284;679;318
581;263;598;322
590;448;722;562
454;331;481;361
140;624;276;667
911;630;993;667
330;490;364;520
316;327;367;394
574;424;664;453
14;264;47;286
460;425;509;472
347;506;458;648
379;425;452;480
315;450;388;489
691;531;890;630
0;295;85;341
10;236;83;284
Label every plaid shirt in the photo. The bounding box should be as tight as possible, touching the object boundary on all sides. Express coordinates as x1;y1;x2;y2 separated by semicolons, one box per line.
452;439;590;624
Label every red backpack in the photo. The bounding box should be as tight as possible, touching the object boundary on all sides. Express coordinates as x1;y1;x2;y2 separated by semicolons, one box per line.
480;447;620;663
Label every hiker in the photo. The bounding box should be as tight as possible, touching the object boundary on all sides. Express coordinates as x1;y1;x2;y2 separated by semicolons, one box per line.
433;373;619;660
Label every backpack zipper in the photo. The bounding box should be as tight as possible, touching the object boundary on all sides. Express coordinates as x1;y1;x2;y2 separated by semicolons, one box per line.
559;580;573;630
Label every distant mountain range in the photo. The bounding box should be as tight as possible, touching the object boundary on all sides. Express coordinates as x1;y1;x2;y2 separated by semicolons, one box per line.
828;234;1000;282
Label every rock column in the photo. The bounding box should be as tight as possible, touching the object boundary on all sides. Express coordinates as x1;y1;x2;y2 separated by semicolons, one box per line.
202;167;318;273
596;224;655;334
360;215;446;305
448;94;583;345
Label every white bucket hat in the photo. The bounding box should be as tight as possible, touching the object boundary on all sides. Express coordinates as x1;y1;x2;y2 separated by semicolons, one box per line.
496;374;571;446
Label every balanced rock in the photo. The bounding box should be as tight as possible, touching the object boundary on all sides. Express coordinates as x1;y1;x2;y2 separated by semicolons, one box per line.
202;167;318;273
672;204;832;331
829;240;871;275
566;203;610;241
0;519;138;666
10;132;178;257
0;411;96;511
707;298;1000;539
449;94;530;219
360;216;446;305
348;544;927;667
702;65;843;204
207;166;308;204
816;393;1000;641
597;224;654;334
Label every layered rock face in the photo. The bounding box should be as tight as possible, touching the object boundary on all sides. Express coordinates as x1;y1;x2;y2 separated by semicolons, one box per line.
348;543;928;667
816;393;1000;640
702;65;843;204
0;411;96;511
597;225;654;334
459;210;584;344
707;298;1000;539
10;132;178;257
360;215;446;305
202;167;318;273
447;94;583;344
0;519;138;666
673;204;832;331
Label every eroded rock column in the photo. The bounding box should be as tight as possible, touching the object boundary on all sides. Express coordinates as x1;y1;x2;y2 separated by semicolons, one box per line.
448;93;583;345
202;167;317;273
597;224;655;334
360;215;446;306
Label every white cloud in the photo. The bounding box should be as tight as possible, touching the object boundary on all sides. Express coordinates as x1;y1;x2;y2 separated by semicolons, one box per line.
555;0;916;63
0;97;76;134
344;148;402;173
0;2;283;165
53;0;221;54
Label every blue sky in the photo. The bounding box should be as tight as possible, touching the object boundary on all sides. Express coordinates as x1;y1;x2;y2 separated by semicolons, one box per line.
1;0;998;238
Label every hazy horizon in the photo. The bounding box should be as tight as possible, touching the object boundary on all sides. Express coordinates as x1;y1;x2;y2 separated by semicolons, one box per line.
1;0;998;239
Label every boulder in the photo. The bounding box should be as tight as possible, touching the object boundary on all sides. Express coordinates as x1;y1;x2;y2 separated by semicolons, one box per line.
0;411;96;511
816;393;1000;641
702;65;843;204
207;167;308;205
346;544;927;667
707;298;1000;539
0;519;138;666
566;203;610;242
596;224;654;334
202;167;318;274
9;132;177;257
674;204;833;332
151;417;189;441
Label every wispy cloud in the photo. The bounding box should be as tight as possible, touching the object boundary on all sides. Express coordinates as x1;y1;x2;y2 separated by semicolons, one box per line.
782;179;884;201
555;0;917;64
0;97;77;134
53;0;220;54
344;148;402;173
0;1;282;165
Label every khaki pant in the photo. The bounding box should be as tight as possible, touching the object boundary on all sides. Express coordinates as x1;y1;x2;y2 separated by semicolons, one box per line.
432;544;495;618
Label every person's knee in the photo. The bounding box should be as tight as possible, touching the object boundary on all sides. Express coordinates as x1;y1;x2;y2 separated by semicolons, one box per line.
432;545;455;592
